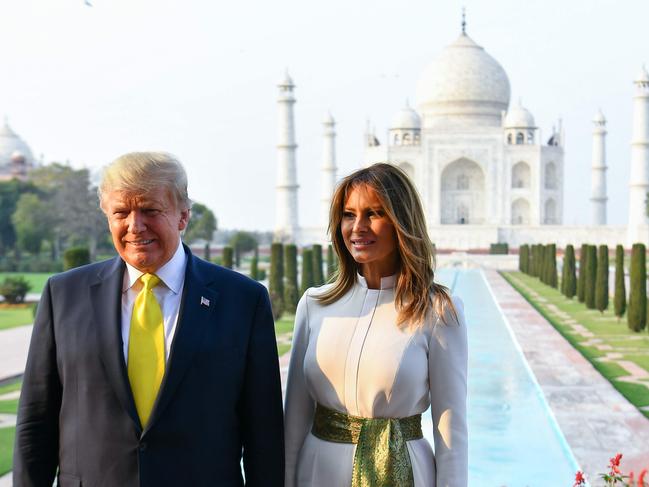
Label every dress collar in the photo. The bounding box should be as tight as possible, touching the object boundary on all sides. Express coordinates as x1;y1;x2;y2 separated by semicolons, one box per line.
356;272;397;290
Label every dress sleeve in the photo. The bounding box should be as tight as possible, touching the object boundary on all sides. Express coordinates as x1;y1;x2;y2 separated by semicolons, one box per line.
284;291;316;487
428;295;468;487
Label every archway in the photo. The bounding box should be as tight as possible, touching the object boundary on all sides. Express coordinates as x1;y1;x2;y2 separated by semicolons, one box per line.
511;161;530;189
440;158;485;224
511;198;530;225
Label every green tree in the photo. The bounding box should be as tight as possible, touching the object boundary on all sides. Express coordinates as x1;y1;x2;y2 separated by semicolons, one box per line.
312;244;324;286
250;251;259;281
221;246;233;269
0;179;38;254
519;245;529;274
627;243;646;332
269;242;284;319
563;244;577;299
184;202;217;260
326;244;337;280
0;276;31;304
229;231;258;268
11;193;55;254
284;244;299;314
595;245;609;313
577;244;588;303
584;245;598;309
301;248;314;295
547;244;558;288
614;244;626;320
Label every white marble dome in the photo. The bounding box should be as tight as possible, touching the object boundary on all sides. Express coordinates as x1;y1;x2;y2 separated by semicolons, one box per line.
390;103;421;129
415;33;511;125
504;100;535;128
0;121;34;167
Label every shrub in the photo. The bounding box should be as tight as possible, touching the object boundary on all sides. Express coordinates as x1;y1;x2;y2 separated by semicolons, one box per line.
627;243;646;332
0;276;31;304
490;243;508;255
614;244;626;320
519;245;529;273
250;255;259;280
312;244;324;286
577;244;588;303
284;244;299;314
221;246;233;269
301;248;314;295
595;245;609;313
63;247;90;270
326;244;337;280
269;291;284;321
546;244;557;288
269;242;284;312
563;244;577;299
584;245;598;310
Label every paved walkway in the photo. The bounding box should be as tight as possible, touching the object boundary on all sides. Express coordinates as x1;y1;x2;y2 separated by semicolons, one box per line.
0;325;31;383
484;269;649;480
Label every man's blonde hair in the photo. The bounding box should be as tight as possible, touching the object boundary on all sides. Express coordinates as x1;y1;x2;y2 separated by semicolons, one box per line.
98;152;191;210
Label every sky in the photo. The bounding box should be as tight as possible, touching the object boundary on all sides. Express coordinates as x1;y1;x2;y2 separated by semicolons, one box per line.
0;0;647;230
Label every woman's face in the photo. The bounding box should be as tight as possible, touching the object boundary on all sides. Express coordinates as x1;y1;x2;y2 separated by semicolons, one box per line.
341;184;398;276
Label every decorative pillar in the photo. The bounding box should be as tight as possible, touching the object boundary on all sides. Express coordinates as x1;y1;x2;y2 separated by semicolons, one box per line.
590;110;607;225
321;112;337;237
628;66;649;245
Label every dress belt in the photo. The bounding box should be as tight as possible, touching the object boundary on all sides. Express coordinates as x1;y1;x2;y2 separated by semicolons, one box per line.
311;403;423;487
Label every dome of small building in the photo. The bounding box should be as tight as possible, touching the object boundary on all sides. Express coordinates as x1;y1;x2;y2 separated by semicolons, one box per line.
390;102;421;130
0;120;34;167
593;109;606;124
415;32;511;124
504;100;535;128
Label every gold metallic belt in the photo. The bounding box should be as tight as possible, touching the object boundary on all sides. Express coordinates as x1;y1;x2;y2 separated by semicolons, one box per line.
311;403;422;487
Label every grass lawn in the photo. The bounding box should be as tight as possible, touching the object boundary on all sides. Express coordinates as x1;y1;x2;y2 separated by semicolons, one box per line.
502;271;649;418
0;427;15;476
0;306;34;330
276;314;295;357
0;399;18;415
0;272;54;297
0;381;22;396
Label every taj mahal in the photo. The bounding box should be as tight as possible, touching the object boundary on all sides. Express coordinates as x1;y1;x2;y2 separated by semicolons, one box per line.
274;21;649;250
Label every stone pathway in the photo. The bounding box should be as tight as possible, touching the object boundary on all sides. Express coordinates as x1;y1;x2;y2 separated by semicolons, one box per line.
486;269;649;480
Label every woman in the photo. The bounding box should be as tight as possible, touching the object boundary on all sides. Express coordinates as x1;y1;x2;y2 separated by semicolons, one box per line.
284;163;468;487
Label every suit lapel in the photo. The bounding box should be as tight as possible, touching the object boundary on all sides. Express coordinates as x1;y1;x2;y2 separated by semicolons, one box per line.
145;251;219;432
90;257;142;430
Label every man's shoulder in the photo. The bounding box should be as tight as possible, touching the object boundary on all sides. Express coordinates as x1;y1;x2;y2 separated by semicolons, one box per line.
49;257;121;286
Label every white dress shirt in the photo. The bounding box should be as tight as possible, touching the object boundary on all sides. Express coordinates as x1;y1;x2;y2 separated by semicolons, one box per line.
121;242;188;364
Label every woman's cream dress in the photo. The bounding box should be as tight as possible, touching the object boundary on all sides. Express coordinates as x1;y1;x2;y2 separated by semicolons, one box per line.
284;274;468;487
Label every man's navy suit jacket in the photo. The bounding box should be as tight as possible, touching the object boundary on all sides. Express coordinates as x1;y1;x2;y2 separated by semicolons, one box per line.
13;247;284;487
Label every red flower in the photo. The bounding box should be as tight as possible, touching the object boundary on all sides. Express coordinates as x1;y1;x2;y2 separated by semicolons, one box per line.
573;470;586;487
609;453;623;475
639;468;648;486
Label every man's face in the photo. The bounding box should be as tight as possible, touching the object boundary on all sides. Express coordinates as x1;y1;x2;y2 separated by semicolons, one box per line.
102;188;190;273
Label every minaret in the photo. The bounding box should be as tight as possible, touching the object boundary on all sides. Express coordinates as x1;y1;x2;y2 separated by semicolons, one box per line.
321;112;337;236
628;66;649;245
274;71;300;243
590;109;608;225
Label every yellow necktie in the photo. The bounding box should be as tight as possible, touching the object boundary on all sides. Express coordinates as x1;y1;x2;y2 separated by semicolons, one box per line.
128;273;165;426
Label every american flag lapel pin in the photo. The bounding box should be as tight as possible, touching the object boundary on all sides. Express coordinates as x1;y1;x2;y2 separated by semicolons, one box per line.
200;296;210;307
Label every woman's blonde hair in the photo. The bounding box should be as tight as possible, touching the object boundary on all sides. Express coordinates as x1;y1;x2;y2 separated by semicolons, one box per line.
317;162;457;326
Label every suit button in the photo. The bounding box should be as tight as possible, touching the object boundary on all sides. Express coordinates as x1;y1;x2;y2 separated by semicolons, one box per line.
139;442;147;452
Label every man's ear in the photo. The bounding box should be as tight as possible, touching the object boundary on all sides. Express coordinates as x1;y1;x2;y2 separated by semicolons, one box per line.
179;208;190;231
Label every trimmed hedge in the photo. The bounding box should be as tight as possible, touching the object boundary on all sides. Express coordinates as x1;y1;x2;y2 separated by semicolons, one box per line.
312;244;324;287
562;244;576;299
627;243;646;332
595;245;609;313
284;244;299;314
221;246;233;269
584;245;597;310
490;243;508;255
63;247;90;271
577;244;588;303
301;248;314;295
614;244;626;320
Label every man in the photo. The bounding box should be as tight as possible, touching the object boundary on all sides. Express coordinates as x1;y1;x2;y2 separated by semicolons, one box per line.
14;152;284;486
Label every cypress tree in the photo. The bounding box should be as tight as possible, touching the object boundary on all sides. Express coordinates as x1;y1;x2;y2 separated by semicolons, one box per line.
527;244;533;276
627;243;646;332
269;242;284;319
222;246;233;269
614;244;626;320
541;244;550;284
284;244;299;314
548;244;558;288
312;244;324;286
326;244;337;280
577;244;588;303
250;247;259;280
595;245;609;313
584;245;598;309
564;244;577;299
519;245;528;273
301;248;314;295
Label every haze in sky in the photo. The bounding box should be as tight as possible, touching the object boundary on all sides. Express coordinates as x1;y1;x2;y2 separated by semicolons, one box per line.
1;0;647;231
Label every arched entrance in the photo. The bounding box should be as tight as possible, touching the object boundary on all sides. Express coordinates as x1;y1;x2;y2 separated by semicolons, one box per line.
440;158;485;224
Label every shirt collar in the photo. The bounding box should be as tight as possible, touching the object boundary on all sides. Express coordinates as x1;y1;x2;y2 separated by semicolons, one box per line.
356;272;397;290
123;241;187;294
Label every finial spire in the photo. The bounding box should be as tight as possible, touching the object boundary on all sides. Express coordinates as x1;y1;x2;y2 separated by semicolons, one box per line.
461;7;466;34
